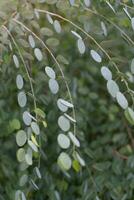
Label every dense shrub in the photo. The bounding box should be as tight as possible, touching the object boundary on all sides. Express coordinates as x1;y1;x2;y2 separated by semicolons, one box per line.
0;0;134;199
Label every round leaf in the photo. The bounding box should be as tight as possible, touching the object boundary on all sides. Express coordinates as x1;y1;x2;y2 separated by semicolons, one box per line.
57;133;70;149
45;66;56;79
28;35;35;48
101;66;112;80
107;80;119;97
49;79;59;94
57;152;72;171
116;91;128;109
16;130;27;147
18;91;27;108
23;111;32;126
17;148;25;162
31;122;40;135
90;50;102;63
58;115;70;132
34;48;43;61
57;98;68;112
54;20;61;33
16;74;24;90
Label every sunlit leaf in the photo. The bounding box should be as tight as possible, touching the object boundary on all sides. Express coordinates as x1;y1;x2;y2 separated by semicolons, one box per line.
58;152;72;171
90;50;102;63
64;113;76;123
25;154;32;166
35;167;42;179
116;91;128;109
16;74;24;90
23;111;32;126
107;80;119;97
72;160;81;172
34;108;46;119
84;0;91;7
31;134;39;147
45;66;56;79
28;35;35;48
123;7;131;19
77;38;86;54
75;152;85;167
17;91;27;108
30;179;39;190
130;58;134;74
131;17;134;30
106;1;116;13
57;133;70;149
13;54;19;68
101;66;112;80
57;98;68;112
28;140;38;152
69;0;75;6
71;30;82;39
46;13;53;24
58;115;70;132
31;122;40;135
34;48;43;61
54;20;62;33
101;21;107;36
48;79;59;94
68;132;80;147
17;148;25;162
59;99;74;108
16;130;27;147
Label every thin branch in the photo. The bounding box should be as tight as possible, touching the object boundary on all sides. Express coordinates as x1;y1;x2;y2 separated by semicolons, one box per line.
82;6;134;46
35;9;116;66
34;9;134;98
120;2;134;11
2;25;37;114
2;25;42;171
12;18;77;138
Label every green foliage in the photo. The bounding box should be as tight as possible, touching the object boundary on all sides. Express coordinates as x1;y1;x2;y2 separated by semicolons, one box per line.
0;0;134;199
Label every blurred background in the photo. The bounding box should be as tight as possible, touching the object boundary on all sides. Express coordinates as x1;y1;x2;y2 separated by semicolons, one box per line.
0;0;134;199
